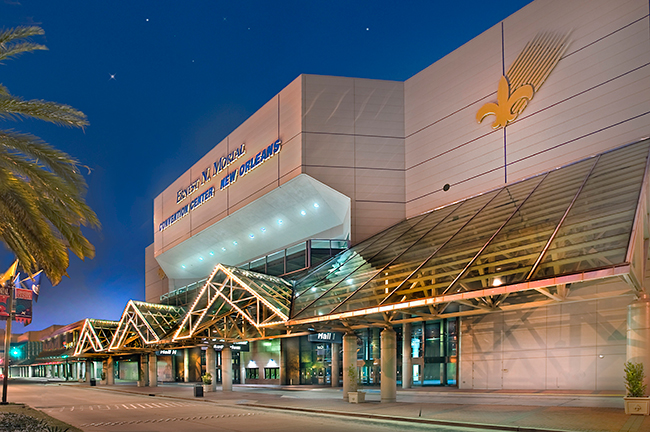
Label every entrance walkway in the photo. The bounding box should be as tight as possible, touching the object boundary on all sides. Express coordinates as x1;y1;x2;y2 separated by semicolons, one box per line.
78;381;645;432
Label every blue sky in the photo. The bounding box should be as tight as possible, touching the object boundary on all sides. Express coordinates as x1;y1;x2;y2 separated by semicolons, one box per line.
1;0;532;330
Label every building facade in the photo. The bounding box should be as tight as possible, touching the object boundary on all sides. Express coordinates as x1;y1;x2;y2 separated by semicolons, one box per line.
65;0;650;395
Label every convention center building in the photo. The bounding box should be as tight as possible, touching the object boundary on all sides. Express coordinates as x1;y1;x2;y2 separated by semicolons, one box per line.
11;0;647;402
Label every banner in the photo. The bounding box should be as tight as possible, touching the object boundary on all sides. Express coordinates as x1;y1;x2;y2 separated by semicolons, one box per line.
0;288;32;325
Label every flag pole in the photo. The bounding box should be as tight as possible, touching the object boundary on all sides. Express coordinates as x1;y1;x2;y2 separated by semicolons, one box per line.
1;279;13;404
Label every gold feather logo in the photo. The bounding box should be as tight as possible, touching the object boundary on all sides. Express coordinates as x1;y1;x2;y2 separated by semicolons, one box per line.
477;32;570;129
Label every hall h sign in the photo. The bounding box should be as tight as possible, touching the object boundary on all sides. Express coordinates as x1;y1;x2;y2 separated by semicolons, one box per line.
308;332;343;344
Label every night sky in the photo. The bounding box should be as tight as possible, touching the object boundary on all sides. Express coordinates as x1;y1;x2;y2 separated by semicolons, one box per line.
1;0;533;331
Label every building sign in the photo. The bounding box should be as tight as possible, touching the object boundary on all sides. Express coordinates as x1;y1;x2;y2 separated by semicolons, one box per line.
308;332;343;344
212;341;250;352
159;139;281;232
220;139;282;191
477;32;569;129
156;349;178;355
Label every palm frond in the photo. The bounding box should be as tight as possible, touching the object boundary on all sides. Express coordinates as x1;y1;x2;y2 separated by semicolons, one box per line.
0;26;47;62
0;97;88;128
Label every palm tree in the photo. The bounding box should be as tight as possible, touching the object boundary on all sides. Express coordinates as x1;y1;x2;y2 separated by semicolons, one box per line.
0;26;99;285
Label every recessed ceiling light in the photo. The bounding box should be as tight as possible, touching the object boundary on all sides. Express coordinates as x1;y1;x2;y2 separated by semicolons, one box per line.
221;247;226;252
181;265;186;269
198;257;203;261
313;203;319;208
209;251;214;256
300;210;306;216
260;227;266;232
277;219;283;225
233;241;238;246
249;234;254;239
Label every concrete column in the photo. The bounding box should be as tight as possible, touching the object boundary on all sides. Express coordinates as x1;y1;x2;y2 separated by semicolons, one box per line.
222;347;233;391
106;356;114;385
628;294;650;390
183;349;190;382
149;353;158;387
380;327;396;403
85;360;92;384
372;329;381;385
206;348;216;391
342;333;357;400
331;342;340;387
138;354;148;387
402;322;412;389
28;365;33;378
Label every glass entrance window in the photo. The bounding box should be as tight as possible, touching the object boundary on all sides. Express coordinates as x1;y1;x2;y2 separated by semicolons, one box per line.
409;318;458;386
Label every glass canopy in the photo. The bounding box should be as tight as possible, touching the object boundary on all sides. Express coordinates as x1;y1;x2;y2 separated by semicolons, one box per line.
290;139;649;322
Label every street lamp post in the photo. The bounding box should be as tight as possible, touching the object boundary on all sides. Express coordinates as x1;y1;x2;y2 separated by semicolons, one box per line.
1;280;14;404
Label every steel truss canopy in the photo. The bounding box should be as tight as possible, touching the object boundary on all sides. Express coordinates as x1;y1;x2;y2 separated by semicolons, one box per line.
109;300;185;350
174;263;292;341
286;139;650;327
74;319;119;356
73;139;650;352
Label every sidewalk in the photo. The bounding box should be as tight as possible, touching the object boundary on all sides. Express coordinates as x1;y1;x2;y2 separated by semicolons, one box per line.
82;382;648;432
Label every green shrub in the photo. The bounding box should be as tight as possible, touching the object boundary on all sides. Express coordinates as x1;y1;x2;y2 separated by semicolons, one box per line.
624;361;647;397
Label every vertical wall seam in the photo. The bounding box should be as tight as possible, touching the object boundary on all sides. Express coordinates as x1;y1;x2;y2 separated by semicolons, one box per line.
278;94;281;188
502;21;508;184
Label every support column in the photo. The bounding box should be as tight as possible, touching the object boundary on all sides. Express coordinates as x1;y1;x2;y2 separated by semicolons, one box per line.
381;327;396;403
183;349;190;382
106;356;114;385
85;360;92;384
628;294;650;390
342;333;356;400
222;347;232;391
28;365;33;378
372;329;381;385
206;348;216;391
149;353;158;387
138;354;149;387
331;342;340;387
402;322;412;389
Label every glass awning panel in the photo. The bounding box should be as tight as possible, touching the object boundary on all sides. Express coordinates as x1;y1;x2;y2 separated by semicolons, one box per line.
291;214;428;315
224;265;293;317
291;139;650;322
131;301;185;339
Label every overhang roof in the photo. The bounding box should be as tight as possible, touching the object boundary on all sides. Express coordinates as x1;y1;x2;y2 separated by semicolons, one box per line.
286;139;650;326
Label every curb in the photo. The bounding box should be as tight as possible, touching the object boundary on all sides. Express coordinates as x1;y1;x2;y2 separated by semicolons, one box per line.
240;402;576;432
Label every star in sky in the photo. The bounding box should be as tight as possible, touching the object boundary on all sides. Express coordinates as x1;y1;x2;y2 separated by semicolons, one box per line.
109;74;116;81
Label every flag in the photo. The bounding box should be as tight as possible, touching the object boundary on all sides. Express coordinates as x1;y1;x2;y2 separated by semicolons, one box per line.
0;260;18;286
21;270;42;303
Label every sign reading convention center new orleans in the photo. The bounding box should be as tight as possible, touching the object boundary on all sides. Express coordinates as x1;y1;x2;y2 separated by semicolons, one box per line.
477;32;569;129
158;138;282;232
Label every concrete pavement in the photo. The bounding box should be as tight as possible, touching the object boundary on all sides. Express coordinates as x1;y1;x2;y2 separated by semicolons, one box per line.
61;381;648;432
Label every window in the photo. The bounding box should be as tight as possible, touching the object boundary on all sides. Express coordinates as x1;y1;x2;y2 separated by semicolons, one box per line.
245;368;259;379
264;367;279;380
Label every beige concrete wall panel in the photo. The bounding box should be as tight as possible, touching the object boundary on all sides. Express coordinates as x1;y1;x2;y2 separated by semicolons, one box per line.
188;190;228;237
304;166;355;201
304;133;354;167
228;160;279;212
502;357;546;389
355;136;405;170
158;171;192;254
278;135;302;181
353;201;405;245
405;134;503;217
596;352;627;390
355;168;404;202
502;328;547;352
503;0;647;71
404;25;502;137
354;79;404;137
546;322;598;351
506;72;650;183
279;165;302;186
279;76;303;143
145;244;157;271
153;196;163;255
229;96;279;147
406;131;502;199
304;75;354;134
545;353;597;390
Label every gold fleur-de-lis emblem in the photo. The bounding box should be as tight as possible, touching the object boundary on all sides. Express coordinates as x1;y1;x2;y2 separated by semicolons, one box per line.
476;76;533;129
476;32;570;130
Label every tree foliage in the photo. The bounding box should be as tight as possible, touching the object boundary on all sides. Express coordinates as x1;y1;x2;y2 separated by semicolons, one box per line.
624;361;647;397
0;26;99;284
